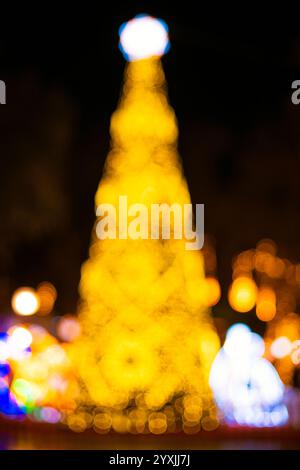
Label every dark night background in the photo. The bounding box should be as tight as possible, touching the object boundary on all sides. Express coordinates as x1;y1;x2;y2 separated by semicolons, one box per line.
0;4;300;330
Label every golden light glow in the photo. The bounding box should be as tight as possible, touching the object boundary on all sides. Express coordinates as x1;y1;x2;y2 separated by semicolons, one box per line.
265;312;300;384
232;240;300;385
69;36;220;432
228;277;257;313
256;287;276;322
11;287;40;316
37;282;57;316
232;250;254;279
199;277;221;307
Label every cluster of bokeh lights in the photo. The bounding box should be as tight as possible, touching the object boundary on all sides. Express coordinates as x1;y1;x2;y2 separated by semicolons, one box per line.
1;16;300;435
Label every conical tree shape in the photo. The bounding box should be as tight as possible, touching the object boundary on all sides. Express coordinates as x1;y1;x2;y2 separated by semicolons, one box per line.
72;57;220;433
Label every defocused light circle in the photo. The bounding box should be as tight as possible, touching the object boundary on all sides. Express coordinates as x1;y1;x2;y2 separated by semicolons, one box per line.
224;323;252;358
11;287;40;316
41;407;61;423
119;14;170;61
200;277;221;307
291;340;300;365
37;282;57;316
250;332;265;358
256;287;276;322
228;277;257;313
270;336;292;359
8;326;33;351
57;316;81;342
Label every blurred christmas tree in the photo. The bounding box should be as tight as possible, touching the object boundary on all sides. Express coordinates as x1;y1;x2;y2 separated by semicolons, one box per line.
71;15;220;434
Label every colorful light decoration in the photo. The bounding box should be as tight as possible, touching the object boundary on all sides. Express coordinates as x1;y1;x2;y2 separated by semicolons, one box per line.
0;378;25;418
0;20;299;436
209;324;288;427
0;321;78;422
0;280;298;430
232;240;300;386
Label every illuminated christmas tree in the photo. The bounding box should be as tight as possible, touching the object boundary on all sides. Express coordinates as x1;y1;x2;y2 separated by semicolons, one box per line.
70;15;220;434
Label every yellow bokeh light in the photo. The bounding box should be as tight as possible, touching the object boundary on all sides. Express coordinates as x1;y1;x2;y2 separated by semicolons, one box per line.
228;276;257;313
11;287;40;316
93;412;112;433
199;277;221;307
148;412;167;434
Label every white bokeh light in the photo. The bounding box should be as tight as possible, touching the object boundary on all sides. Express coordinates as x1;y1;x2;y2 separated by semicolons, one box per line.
11;287;40;316
209;323;289;427
8;327;33;352
119;15;170;61
223;323;252;358
270;336;292;359
0;340;9;361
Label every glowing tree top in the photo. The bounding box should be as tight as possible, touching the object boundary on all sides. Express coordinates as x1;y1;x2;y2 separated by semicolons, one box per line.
119;14;170;61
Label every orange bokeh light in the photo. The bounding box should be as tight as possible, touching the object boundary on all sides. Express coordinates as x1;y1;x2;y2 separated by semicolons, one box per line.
228;277;257;313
